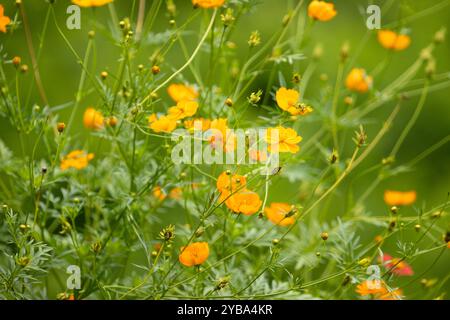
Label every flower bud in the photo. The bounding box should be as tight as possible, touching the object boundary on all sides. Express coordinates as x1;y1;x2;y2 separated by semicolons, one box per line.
292;73;301;84
344;96;353;106
225;98;233;107
433;27;446;44
152;65;160;75
101;71;108;80
12;56;21;68
20;64;29;73
57;122;66;133
358;257;370;267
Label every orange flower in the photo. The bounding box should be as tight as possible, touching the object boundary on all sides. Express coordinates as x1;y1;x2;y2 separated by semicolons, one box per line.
184;118;211;131
167;83;198;103
378;30;411;51
153;186;167;201
222;189;262;215
192;0;225;9
356;280;387;296
266;126;302;154
60;150;94;170
216;171;246;194
179;242;209;267
265;203;296;226
345;68;373;93
384;190;416;206
169;187;183;200
0;5;11;33
307;1;337;22
168;100;199;120
378;288;403;300
83;107;104;130
356;280;403;300
149;114;177;133
72;0;113;7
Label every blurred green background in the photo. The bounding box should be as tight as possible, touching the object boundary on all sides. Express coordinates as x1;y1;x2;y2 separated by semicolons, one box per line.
1;0;449;298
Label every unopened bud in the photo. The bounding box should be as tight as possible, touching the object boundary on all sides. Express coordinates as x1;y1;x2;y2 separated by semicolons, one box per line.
225;98;233;107
12;56;21;68
152;65;160;75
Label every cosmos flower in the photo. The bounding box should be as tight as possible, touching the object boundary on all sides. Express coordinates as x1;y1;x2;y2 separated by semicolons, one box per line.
266;126;302;154
83;107;104;130
168;100;199;120
192;0;225;9
222;189;262;215
378;30;411;51
179;242;209;267
216;171;246;194
308;1;337;22
148;114;177;133
0;5;11;33
167;83;198;103
265;202;296;226
384;190;416;206
356;280;403;300
60;150;94;170
72;0;113;8
345;68;373;93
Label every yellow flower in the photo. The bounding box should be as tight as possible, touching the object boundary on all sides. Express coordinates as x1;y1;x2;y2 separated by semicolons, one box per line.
265;203;296;226
184;118;211;131
308;1;337;22
168;100;199;120
60;150;94;170
384;190;416;206
276;87;313;116
167;83;198;103
266;126;302;154
148;113;158;123
72;0;113;8
0;5;11;33
378;30;411;51
222;189;262;216
192;0;225;9
149;114;177;133
72;0;113;7
209;118;236;152
83;107;104;130
179;242;209;267
345;68;373;93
